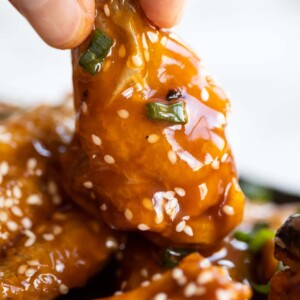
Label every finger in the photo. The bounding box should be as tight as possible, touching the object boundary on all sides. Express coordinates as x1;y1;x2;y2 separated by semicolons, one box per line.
139;0;186;28
9;0;95;49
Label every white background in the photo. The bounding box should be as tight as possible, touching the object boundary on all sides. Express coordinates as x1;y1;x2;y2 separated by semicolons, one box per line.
0;0;300;194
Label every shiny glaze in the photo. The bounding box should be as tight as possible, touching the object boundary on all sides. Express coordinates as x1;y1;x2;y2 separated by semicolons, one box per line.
102;252;251;300
0;104;118;299
72;0;245;246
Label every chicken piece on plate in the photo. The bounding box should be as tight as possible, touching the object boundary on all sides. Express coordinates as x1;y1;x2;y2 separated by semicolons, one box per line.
0;103;119;299
101;252;251;300
71;0;245;247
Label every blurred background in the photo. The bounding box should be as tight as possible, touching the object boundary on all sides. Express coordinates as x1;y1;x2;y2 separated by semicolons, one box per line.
0;0;300;194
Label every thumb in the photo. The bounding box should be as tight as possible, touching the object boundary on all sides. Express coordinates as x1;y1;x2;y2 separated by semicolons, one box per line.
139;0;186;28
9;0;95;49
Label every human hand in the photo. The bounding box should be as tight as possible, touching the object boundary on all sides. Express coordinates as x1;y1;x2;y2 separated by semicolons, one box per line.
9;0;186;49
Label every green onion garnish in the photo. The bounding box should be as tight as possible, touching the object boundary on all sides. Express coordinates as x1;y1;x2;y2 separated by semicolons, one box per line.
251;282;270;294
146;101;188;124
239;180;273;202
234;223;275;253
79;29;112;75
161;248;195;269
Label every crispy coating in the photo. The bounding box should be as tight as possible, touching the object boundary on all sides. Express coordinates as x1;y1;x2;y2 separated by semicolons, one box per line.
101;253;251;300
0;209;114;300
71;0;245;246
269;270;300;300
0;103;118;299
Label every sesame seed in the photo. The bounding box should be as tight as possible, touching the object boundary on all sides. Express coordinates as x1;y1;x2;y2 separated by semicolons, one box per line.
167;150;177;164
201;88;209;101
153;293;167;300
25;268;36;277
147;31;159;43
43;233;55;241
53;225;63;235
27;260;39;266
222;205;235;216
92;134;102;146
221;153;228;163
198;183;208;201
27;158;37;170
7;221;18;231
59;284;69;295
4;198;14;207
105;237;118;249
199;259;211;268
12;186;22;199
11;206;23;217
141;280;150;287
103;4;110;17
147;134;159;144
83;181;93;189
178;277;188;286
196;287;206;296
0;272;3;277
140;268;148;277
152;273;162;281
117;109;129;119
155;214;164;224
24;230;36;247
0;161;9;176
216;289;232;300
124;208;133;221
0;212;8;222
36;169;42;176
197;270;214;284
26;194;42;205
174;187;186;197
275;236;286;249
184;225;194;237
104;155;115;164
211;159;220;170
176;221;186;233
18;264;27;274
142;198;153;210
184;282;198;297
121;281;127;290
137;223;150;231
172;268;184;280
82;102;88;114
131;55;143;67
118;44;126;58
100;203;107;211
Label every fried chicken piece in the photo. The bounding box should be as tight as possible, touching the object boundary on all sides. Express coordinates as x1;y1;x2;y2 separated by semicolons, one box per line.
0;103;119;299
269;214;300;299
0;208;115;300
70;0;245;247
101;253;251;300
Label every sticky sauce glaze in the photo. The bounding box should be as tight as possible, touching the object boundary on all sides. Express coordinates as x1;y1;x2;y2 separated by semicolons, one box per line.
72;0;245;246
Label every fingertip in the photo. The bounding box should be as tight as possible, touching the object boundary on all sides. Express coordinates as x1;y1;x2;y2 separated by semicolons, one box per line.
139;0;186;28
10;0;95;49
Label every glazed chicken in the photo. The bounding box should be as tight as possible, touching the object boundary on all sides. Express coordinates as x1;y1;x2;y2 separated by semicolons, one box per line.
0;104;119;299
71;0;245;247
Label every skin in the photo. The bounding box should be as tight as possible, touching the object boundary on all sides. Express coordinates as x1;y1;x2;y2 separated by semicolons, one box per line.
9;0;186;49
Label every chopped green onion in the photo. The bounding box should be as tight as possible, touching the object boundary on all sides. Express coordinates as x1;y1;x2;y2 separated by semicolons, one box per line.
146;101;188;124
251;282;270;294
234;224;275;253
79;29;112;75
161;247;195;269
